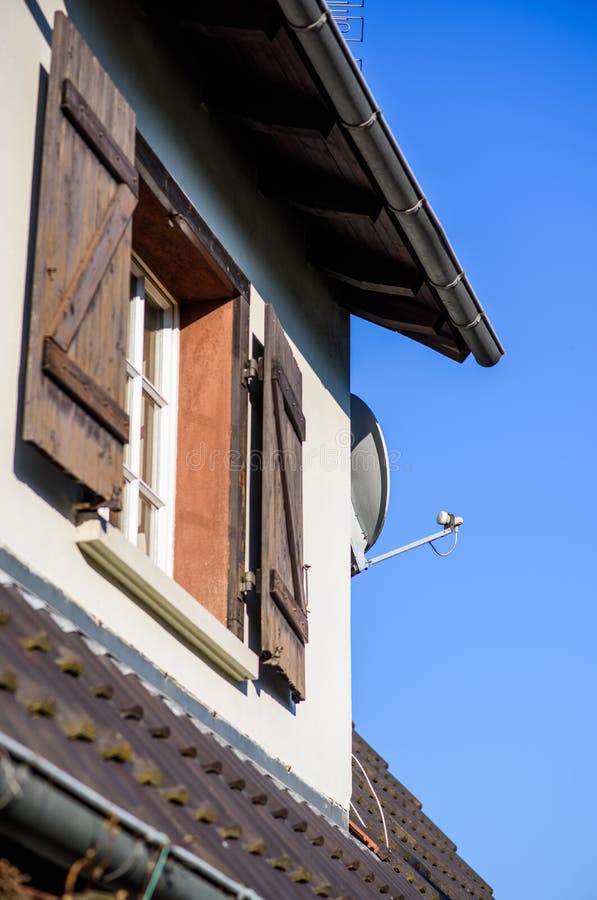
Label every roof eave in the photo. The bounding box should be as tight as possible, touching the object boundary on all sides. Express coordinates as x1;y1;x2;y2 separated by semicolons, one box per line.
274;0;505;367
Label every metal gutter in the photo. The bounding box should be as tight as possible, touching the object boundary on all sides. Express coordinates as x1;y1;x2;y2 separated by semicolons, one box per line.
0;733;262;900
276;0;505;367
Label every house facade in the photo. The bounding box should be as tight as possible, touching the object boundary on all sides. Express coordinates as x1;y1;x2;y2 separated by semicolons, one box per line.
0;1;502;896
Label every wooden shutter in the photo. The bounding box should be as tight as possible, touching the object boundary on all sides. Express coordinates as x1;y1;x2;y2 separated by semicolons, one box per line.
23;12;137;506
260;305;308;701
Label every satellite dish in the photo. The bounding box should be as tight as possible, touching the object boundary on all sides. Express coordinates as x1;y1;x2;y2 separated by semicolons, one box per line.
351;394;390;553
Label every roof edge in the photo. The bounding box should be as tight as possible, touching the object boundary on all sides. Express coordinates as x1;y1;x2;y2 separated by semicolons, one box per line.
275;0;505;366
0;732;262;900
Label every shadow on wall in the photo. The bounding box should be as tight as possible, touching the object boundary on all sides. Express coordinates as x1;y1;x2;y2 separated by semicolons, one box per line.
23;0;52;47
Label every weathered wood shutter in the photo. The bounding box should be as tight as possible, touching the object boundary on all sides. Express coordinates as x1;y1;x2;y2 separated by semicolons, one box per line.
260;305;308;701
23;12;137;505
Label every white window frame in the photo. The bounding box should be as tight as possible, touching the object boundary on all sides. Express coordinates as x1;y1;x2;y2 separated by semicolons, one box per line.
122;255;179;575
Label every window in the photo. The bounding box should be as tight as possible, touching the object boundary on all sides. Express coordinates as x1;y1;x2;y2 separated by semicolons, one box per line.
23;12;250;638
22;13;307;699
118;258;179;572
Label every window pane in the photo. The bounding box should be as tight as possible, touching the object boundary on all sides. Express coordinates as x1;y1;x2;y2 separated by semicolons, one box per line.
143;295;163;385
128;274;138;360
124;375;133;470
140;391;158;489
121;263;176;569
137;494;155;557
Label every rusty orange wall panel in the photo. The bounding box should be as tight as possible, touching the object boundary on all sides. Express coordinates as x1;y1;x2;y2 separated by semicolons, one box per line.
174;300;234;626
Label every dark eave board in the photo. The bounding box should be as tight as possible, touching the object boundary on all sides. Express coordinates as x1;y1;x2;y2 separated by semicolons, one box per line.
136;0;469;362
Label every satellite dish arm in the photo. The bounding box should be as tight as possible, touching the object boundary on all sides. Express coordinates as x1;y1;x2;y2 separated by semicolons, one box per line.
352;512;463;575
367;526;455;567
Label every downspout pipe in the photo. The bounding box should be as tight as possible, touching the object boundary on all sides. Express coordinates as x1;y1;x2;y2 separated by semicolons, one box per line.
276;0;505;367
0;733;262;900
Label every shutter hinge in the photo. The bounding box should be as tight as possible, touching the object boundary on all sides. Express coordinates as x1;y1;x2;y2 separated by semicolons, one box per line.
73;486;122;523
240;570;257;594
242;357;263;389
262;646;283;665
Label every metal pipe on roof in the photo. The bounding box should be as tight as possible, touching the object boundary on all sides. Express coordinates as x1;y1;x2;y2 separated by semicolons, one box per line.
0;733;262;900
278;0;505;367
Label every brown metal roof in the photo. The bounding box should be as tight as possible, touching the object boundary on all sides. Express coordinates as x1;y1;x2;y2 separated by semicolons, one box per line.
135;0;475;363
351;730;494;900
0;578;434;899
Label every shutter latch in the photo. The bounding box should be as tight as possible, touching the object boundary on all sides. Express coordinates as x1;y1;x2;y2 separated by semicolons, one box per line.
242;357;262;389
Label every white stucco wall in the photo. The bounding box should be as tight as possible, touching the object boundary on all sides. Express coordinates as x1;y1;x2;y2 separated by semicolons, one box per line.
0;1;353;812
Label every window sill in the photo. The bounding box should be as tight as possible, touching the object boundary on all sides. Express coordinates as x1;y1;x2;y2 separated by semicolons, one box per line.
76;520;258;683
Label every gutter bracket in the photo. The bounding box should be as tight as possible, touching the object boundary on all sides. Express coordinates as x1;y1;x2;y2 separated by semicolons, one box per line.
450;311;483;331
286;10;329;32
341;109;380;130
389;196;426;216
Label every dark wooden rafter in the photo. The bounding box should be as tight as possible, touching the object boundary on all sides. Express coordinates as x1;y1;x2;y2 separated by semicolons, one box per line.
402;328;465;360
318;263;423;297
340;291;439;334
291;197;379;222
175;2;281;43
337;284;466;359
310;247;425;298
359;315;465;361
219;93;335;140
179;19;280;43
260;168;382;221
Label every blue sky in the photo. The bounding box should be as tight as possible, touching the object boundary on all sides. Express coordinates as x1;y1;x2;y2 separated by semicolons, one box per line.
349;3;597;899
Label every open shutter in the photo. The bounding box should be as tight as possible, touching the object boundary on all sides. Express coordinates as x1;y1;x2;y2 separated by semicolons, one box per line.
23;12;137;506
260;305;308;702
